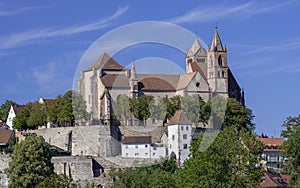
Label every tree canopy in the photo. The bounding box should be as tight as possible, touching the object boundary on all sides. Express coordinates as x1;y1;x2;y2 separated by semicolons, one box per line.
6;136;54;188
0;100;17;122
281;114;300;186
12;90;89;130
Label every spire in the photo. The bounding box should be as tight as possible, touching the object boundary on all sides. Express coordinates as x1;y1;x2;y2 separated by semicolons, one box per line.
131;58;136;80
211;26;224;51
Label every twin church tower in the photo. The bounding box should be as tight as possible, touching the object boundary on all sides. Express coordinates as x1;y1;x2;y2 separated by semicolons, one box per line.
78;27;244;126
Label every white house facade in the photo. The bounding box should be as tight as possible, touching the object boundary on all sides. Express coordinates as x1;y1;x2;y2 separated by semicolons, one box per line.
121;136;166;159
167;110;192;165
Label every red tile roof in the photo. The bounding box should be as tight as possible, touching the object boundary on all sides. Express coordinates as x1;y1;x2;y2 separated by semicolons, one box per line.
0;130;14;145
260;169;288;187
258;138;284;147
122;136;152;144
167;110;191;125
85;52;125;71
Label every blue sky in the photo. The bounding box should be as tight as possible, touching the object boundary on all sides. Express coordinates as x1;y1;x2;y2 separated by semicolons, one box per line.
1;0;300;136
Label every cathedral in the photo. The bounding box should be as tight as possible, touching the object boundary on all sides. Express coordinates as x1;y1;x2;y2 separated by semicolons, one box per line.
78;27;244;126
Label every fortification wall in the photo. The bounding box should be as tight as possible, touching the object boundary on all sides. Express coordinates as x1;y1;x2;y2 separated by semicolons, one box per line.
32;125;121;157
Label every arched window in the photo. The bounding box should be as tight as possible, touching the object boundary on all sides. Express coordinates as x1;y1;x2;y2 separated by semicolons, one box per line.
218;55;222;66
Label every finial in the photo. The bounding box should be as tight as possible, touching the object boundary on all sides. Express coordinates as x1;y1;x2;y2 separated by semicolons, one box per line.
215;22;218;30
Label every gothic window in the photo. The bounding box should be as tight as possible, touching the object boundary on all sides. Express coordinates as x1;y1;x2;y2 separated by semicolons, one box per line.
222;71;225;78
183;134;187;139
218;55;222;66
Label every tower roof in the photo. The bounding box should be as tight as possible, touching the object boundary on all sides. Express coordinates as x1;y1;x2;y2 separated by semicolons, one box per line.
210;27;224;51
168;110;191;125
187;37;207;57
84;52;125;71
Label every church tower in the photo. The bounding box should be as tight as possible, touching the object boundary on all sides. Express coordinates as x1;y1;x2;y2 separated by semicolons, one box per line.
207;27;228;96
130;59;138;99
186;37;207;73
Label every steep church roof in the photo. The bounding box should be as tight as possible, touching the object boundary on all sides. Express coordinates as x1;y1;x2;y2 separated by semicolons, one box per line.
187;37;207;57
139;77;176;91
168;110;191;125
100;74;130;88
210;27;224;51
85;52;125;71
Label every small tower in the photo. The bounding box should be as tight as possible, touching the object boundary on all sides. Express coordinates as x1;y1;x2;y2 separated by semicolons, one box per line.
130;58;138;99
207;27;228;96
167;110;192;166
186;37;207;73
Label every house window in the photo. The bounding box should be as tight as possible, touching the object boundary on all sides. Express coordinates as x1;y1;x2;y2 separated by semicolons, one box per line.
186;126;188;131
153;153;156;156
153;147;157;150
145;144;148;148
145;153;148;156
126;153;128;157
172;135;175;140
170;144;172;149
196;82;200;87
135;145;138;148
125;145;128;149
183;144;188;149
183;134;187;139
135;153;139;156
181;126;184;131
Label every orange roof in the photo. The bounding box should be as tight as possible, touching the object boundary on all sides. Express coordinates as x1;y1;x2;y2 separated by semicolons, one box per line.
85;52;125;71
167;110;191;125
0;130;14;145
258;138;284;147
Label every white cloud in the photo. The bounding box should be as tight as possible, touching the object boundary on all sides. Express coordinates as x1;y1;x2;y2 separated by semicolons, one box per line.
168;1;294;24
0;6;129;49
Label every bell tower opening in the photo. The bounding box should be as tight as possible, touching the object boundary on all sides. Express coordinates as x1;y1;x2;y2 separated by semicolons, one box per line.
218;55;222;66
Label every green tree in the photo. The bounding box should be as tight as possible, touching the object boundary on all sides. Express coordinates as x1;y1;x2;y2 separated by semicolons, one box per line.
0;100;16;122
111;159;178;188
130;95;154;121
113;94;131;124
12;103;34;130
58;91;75;124
27;102;47;129
281;115;300;186
164;95;182;121
6;135;53;188
37;174;76;188
149;97;167;121
177;126;263;187
0;100;17;122
72;91;90;122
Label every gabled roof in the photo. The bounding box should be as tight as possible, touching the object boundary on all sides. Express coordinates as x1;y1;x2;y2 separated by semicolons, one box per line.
260;169;288;187
176;72;197;90
84;52;125;71
258;138;284;147
187;37;207;57
0;130;14;145
168;110;191;125
122;136;152;144
12;105;25;115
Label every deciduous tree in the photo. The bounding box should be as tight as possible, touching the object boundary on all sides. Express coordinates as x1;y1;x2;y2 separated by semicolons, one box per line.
281;115;300;186
0;100;17;122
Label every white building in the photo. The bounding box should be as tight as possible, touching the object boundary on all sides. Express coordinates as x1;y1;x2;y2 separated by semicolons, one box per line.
121;136;166;159
167;110;192;165
6;105;24;130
